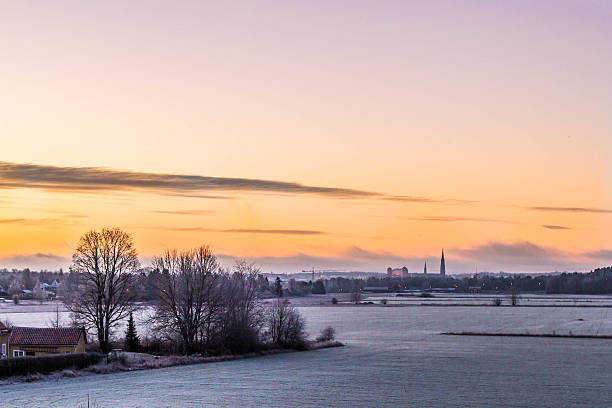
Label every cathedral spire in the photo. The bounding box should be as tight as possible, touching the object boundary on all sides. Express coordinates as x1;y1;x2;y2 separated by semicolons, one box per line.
440;249;446;276
424;260;427;274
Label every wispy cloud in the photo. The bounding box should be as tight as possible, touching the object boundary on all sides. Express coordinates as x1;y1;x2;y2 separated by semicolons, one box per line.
0;253;70;270
384;196;477;204
0;161;473;205
0;216;86;227
454;241;564;261
149;210;215;216
528;206;612;214
222;229;324;235
0;218;26;224
581;249;612;260
0;161;376;199
136;226;324;235
542;225;571;230
3;244;610;273
403;216;514;224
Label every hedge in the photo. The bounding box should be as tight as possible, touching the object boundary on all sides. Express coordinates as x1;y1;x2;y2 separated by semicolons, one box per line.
0;352;104;378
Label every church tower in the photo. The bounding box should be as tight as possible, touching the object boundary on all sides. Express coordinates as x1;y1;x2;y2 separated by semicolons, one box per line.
424;261;427;275
440;249;446;276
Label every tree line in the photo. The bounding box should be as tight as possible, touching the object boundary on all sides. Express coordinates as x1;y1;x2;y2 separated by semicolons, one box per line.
283;270;611;295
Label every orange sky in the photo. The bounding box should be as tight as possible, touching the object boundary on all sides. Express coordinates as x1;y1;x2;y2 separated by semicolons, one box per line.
0;1;610;273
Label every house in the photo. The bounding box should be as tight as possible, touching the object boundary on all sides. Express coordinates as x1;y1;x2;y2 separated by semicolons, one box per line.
1;326;87;358
51;280;59;290
0;322;9;359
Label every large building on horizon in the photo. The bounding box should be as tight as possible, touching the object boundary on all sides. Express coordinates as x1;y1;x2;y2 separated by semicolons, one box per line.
387;250;447;277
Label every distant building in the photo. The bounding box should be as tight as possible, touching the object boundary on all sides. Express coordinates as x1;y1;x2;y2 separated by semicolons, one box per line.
387;250;447;278
362;286;389;293
386;267;409;277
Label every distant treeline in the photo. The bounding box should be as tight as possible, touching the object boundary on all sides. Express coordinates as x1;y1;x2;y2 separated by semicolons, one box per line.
1;266;611;299
288;267;612;295
544;268;612;294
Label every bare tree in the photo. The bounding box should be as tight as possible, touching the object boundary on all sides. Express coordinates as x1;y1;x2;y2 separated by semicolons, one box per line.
267;298;306;348
151;246;221;354
67;228;139;353
350;287;362;304
218;260;264;353
47;304;63;328
511;291;520;306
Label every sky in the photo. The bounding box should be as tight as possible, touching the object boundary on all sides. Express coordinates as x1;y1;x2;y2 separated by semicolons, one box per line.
0;0;611;274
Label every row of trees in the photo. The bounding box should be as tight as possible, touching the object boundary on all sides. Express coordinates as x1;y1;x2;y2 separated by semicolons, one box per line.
282;273;606;295
544;268;612;294
65;228;308;355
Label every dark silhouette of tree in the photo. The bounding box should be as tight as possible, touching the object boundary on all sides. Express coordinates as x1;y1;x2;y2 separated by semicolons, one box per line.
311;280;326;294
275;277;283;298
67;228;139;354
124;312;140;352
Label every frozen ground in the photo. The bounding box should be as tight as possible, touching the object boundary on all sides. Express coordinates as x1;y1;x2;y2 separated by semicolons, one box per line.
1;306;611;407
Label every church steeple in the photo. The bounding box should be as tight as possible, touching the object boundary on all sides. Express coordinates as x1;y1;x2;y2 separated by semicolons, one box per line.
424;260;427;274
440;249;446;276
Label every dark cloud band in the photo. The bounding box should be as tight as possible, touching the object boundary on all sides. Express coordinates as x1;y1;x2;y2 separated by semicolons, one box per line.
0;161;376;198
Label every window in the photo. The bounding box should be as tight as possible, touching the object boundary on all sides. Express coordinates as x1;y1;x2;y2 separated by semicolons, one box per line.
1;343;5;356
13;350;24;357
26;351;35;356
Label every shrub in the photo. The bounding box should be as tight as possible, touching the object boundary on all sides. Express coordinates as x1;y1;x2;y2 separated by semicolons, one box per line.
331;297;338;305
381;299;387;305
492;297;502;306
0;353;104;378
316;326;336;342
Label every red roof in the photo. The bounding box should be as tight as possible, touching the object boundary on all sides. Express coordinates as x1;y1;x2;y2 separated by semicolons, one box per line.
0;321;8;333
10;327;85;346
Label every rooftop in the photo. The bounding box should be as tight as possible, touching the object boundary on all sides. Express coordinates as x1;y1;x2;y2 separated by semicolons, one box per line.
9;327;85;346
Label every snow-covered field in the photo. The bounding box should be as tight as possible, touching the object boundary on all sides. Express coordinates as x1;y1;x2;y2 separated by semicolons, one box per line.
1;305;611;407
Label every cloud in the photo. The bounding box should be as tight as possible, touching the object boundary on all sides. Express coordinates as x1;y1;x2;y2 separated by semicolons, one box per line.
0;216;85;227
149;210;215;216
403;216;514;224
384;196;477;204
217;246;419;273
449;241;605;272
0;161;473;205
528;206;612;214
135;226;324;235
542;225;570;230
454;241;563;261
0;253;71;270
0;218;26;224
2;244;609;274
222;229;324;235
0;161;376;199
581;249;612;261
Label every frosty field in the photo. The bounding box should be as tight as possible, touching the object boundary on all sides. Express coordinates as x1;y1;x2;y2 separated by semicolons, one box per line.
1;305;611;407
